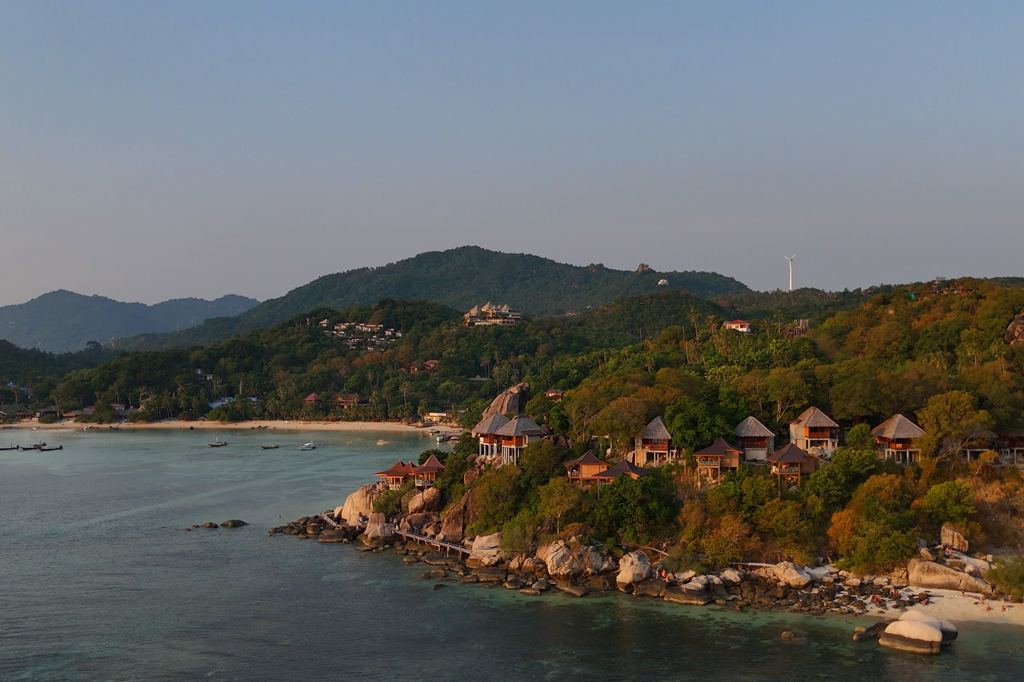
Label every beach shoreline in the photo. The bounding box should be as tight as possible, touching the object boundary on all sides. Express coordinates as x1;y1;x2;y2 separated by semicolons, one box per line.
1;419;462;434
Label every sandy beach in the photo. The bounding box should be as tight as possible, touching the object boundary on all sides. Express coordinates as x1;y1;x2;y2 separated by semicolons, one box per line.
1;419;462;434
858;586;1023;626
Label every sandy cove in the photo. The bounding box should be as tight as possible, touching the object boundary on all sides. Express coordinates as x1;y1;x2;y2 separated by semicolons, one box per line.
870;586;1024;626
2;419;462;433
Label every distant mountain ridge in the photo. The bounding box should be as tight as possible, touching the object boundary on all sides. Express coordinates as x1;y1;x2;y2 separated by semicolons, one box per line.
111;246;751;350
0;291;259;353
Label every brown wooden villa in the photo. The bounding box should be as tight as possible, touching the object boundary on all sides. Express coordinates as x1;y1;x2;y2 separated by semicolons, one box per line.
788;407;839;456
412;454;445;488
631;416;678;466
374;461;416;489
563;451;610;485
767;444;818;490
963;428;1000;462
871;414;925;465
472;414;510;457
494;415;546;466
591;460;651;483
734;416;775;462
692;438;743;488
999;430;1024;465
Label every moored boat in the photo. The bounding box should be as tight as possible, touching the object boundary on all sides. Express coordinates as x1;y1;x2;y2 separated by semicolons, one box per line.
208;440;228;448
299;442;315;450
260;444;279;450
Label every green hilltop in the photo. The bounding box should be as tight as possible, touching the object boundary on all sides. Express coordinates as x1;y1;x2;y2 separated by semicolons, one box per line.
110;246;749;351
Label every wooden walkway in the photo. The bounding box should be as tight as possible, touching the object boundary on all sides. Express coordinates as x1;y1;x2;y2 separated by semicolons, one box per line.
319;510;342;529
390;527;471;556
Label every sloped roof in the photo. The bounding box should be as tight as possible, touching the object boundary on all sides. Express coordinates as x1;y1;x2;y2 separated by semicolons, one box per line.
735;416;774;438
693;438;743;457
472;413;510;436
413;454;446;474
767;443;812;464
563;451;606;467
374;461;416;477
304;392;321;401
791;406;838;428
592;460;651;479
871;414;925;440
495;415;545;437
641;416;671;441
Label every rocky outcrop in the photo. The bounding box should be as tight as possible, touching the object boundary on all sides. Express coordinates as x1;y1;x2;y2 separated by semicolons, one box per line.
535;541;605;578
338;483;382;526
899;610;958;645
616;551;653;588
438;489;478;543
773;561;811;589
468;533;503;567
220;519;248;528
408;487;442;514
397;513;437;534
634;579;667;598
907;558;994;595
941;524;969;552
719;568;744;585
364;512;392;539
1005;314;1024;345
482;382;530;418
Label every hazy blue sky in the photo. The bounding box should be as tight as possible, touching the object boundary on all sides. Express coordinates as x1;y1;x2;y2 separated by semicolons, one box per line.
2;1;1022;306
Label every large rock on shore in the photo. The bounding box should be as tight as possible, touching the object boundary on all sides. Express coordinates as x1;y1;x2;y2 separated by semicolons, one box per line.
408;487;442;514
773;561;811;589
337;484;382;526
438;489;479;543
535;541;605;578
941;524;969;552
662;586;711;605
878;620;942;655
616;551;653;588
907;558;994;595
365;512;392;539
468;533;503;567
482;382;529;418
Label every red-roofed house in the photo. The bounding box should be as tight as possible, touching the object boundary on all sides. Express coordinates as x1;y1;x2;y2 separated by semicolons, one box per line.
723;320;751;333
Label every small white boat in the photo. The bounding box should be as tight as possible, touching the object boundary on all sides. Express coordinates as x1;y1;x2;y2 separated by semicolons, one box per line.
376;439;388;446
299;442;315;451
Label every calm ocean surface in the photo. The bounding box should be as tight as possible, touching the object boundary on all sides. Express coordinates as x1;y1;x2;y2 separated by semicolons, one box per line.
2;428;1022;682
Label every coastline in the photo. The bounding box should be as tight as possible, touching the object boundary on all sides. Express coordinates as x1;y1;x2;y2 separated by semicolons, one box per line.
1;419;462;434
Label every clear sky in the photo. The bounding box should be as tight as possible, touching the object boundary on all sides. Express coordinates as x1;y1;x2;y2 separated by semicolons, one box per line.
2;1;1022;306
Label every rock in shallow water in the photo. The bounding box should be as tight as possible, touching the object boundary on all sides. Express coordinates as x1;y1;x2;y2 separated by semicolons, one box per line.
220;519;248;528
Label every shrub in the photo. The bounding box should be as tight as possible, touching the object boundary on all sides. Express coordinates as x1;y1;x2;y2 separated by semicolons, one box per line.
988;555;1024;601
372;481;414;517
661;545;707;574
919;480;975;529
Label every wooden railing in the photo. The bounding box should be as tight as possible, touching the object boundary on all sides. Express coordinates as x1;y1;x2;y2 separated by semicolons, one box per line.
390;527;471;556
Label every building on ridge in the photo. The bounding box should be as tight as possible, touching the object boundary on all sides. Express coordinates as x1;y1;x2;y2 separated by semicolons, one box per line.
472;414;510;457
412;454;445;488
591;460;651;483
464;303;522;326
871;414;925;465
734;416;775;462
692;438;743;488
788;407;839;456
630;416;678;466
494;415;546;466
767;444;818;490
723;319;752;333
374;461;416;489
563;451;610;486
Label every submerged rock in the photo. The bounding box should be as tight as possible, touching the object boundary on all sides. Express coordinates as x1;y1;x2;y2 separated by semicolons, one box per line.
662;586;711;606
220;519;248;528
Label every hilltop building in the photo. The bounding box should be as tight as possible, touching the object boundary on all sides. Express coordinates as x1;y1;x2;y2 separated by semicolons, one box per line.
563;451;610;486
472;414;510;457
630;416;678;466
693;438;743;487
723;319;752;333
767;444;818;490
464;303;522;326
494;415;546;466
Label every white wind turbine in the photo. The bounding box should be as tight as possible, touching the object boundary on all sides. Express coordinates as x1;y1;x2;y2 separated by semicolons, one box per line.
785;254;796;292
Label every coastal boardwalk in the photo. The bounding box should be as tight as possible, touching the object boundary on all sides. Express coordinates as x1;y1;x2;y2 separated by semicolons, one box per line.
391;527;471;557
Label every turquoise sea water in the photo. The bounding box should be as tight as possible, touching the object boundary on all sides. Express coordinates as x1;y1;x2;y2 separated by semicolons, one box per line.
2;428;1023;681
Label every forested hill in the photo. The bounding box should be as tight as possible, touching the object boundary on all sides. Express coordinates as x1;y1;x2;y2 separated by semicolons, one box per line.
110;246;749;351
0;290;259;353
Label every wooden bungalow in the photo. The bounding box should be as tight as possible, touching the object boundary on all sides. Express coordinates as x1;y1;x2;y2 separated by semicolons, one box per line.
734;416;775;462
692;438;743;488
788;407;839;456
871;414;925;465
591;460;651;483
544;388;566;402
412;454;445;488
303;392;322;404
332;393;361;408
374;461;416;489
563;451;610;485
494;415;546;466
963;428;1000;462
632;416;679;466
767;444;818;490
472;414;510;457
999;430;1024;466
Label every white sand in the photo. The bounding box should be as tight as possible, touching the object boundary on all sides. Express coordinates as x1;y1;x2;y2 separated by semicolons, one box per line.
865;586;1023;626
